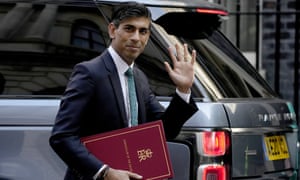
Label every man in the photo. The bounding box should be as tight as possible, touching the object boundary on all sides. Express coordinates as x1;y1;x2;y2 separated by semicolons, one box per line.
49;2;198;180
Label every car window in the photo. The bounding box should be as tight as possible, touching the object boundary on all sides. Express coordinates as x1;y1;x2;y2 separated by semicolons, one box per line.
0;1;276;100
206;31;276;95
189;31;277;98
0;2;106;96
0;2;178;97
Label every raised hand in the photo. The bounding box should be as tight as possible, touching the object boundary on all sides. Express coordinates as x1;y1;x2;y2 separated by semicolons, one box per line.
164;43;196;93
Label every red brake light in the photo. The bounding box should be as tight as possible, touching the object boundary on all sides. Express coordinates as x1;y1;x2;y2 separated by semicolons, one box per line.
196;8;228;16
202;131;227;156
202;165;226;180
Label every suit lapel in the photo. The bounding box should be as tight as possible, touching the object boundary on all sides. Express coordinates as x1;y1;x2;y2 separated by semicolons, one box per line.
102;51;128;126
133;67;146;124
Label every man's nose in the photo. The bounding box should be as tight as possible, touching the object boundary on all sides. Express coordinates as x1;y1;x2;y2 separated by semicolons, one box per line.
131;30;141;41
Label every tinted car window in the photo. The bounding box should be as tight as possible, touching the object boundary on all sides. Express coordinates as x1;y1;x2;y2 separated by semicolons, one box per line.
0;2;104;95
0;1;276;100
206;31;276;97
0;2;198;97
191;33;277;98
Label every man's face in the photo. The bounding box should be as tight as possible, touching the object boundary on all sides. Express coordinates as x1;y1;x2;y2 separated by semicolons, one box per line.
109;17;151;65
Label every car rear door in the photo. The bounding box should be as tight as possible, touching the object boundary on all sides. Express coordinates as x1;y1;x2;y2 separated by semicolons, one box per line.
224;99;298;179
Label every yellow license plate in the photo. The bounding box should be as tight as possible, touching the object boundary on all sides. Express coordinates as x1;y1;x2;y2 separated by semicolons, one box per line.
263;135;290;160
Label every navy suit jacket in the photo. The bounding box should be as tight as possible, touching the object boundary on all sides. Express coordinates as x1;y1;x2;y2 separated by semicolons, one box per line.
49;50;198;180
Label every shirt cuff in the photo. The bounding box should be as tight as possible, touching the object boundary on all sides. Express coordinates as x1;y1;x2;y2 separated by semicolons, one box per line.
176;88;191;103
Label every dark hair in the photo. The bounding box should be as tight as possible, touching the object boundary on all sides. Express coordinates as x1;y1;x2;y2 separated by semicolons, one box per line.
111;2;152;27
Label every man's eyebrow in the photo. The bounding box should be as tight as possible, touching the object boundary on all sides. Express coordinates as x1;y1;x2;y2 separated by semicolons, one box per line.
123;24;149;29
123;24;133;26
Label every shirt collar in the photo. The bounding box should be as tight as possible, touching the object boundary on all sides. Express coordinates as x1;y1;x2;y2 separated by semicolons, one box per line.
108;46;134;75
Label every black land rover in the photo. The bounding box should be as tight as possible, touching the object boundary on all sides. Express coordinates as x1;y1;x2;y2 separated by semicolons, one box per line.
0;0;298;179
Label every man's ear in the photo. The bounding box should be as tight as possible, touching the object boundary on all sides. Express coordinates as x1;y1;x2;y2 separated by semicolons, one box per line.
108;23;116;39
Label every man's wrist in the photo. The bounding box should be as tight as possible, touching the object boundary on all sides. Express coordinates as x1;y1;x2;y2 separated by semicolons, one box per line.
177;87;190;94
176;88;191;103
95;164;110;180
100;165;110;180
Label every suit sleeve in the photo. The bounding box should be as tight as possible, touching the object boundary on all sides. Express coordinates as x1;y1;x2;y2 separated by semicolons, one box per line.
137;69;198;140
162;94;198;140
49;63;103;179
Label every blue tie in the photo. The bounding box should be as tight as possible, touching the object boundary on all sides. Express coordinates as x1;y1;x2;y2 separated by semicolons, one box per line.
125;68;138;126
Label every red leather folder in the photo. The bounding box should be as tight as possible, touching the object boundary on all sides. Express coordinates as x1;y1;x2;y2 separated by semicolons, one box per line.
81;120;174;180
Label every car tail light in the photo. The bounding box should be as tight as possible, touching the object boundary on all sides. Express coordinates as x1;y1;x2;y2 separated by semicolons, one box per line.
196;131;230;179
201;165;226;180
202;131;228;156
196;8;228;16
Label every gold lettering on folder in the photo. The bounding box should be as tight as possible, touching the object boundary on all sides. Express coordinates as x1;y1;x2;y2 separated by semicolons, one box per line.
137;148;153;162
123;139;133;171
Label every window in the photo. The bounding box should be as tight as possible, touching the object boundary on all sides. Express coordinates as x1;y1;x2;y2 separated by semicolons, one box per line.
71;20;106;51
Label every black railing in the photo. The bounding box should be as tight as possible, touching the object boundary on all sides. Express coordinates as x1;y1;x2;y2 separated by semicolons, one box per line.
294;0;300;122
218;0;300;119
